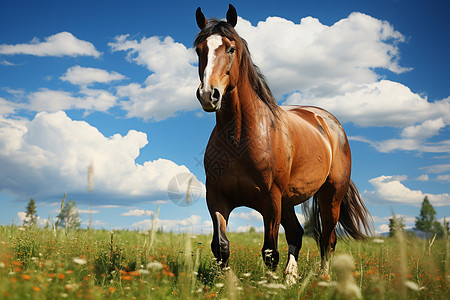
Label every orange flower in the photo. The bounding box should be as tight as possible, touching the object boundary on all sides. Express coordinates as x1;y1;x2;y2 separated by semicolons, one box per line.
205;292;217;298
32;286;41;292
128;271;140;277
21;274;31;280
58;273;65;280
121;275;133;281
108;286;116;294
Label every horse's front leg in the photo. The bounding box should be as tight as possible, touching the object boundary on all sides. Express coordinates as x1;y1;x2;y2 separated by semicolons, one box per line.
210;210;231;267
281;204;304;285
261;191;282;271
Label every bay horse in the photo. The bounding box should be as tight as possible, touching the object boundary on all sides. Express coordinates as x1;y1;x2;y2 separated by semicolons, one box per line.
194;5;372;283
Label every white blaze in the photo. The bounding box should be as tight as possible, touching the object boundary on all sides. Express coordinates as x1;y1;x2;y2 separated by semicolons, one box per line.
203;34;223;90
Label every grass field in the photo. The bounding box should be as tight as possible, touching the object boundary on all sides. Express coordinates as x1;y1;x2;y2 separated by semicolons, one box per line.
0;225;448;299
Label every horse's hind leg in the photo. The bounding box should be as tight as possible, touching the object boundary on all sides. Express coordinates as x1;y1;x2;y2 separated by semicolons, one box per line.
281;204;304;284
316;180;347;276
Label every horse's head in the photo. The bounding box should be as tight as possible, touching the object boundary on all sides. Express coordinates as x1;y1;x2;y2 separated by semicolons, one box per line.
194;5;240;112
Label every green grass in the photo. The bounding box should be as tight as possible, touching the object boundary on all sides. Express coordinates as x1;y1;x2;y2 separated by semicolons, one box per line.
0;225;448;299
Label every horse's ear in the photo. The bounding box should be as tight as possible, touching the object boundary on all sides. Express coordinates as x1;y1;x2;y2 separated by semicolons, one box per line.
226;4;237;27
196;7;207;30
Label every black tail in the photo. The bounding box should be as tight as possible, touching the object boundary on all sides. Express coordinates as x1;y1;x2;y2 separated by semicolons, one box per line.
303;180;373;243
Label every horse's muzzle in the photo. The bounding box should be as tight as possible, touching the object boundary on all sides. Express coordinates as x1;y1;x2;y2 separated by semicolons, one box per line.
197;86;222;112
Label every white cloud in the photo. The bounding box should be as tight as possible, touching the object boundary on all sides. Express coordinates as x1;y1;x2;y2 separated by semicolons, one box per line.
366;175;450;206
0;97;17;117
121;209;154;217
1;60;16;66
17;212;47;227
109;35;198;121
130;214;205;232
416;174;429;182
230;210;263;221
78;209;99;214
235;225;264;233
436;175;450;182
236;13;409;100
377;224;389;233
0;32;101;57
420;164;450;174
286;81;450;128
401;118;446;140
0;111;204;203
61;66;126;86
26;88;117;113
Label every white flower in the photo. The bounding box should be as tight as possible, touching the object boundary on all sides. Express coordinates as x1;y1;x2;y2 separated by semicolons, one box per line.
73;257;87;265
404;280;422;291
146;261;163;271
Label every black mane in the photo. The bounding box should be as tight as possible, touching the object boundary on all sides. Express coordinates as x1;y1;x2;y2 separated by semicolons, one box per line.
194;19;281;117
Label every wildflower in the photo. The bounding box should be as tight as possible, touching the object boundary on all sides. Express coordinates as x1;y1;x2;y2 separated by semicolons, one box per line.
128;271;140;276
404;280;422;291
215;283;224;288
21;274;31;280
121;275;133;281
73;257;87;265
261;283;287;290
108;286;116;294
332;254;362;300
58;273;65;280
372;239;384;244
32;286;41;292
146;261;163;271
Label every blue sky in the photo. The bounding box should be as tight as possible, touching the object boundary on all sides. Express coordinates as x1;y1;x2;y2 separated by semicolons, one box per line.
0;0;449;235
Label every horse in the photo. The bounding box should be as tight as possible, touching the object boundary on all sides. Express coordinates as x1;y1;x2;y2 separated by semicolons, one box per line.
194;4;372;283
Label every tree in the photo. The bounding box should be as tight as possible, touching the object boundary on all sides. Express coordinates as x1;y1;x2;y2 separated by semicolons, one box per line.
23;198;38;227
57;200;81;229
388;216;405;237
415;196;443;239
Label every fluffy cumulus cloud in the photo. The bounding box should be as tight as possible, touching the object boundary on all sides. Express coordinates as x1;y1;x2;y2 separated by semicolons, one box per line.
286;81;450;128
236;13;409;100
365;175;450;206
26;88;117;113
130;214;208;232
61;66;126;86
0;32;101;57
109;35;198;121
0;111;204;203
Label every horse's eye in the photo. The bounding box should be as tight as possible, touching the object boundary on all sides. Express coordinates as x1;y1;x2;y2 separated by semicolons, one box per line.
229;46;236;54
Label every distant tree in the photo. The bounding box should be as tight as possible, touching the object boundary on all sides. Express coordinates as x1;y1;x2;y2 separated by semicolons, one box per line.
444;218;450;236
415;196;443;239
23;198;38;227
57;200;81;229
388;216;405;237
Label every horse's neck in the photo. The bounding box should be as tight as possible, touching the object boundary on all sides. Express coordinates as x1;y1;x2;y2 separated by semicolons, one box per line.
215;81;268;146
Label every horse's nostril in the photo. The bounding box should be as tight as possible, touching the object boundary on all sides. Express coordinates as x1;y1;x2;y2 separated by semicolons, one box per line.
212;88;221;102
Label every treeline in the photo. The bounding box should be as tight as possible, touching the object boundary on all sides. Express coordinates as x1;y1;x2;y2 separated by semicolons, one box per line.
22;195;81;229
389;196;449;239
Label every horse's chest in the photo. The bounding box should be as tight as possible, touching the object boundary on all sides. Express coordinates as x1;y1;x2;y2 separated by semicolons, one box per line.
204;138;273;200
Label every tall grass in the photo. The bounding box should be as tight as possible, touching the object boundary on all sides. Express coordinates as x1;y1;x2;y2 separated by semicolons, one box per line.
0;225;448;299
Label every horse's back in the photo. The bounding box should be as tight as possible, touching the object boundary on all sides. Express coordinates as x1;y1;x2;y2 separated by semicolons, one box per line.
281;105;348;151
